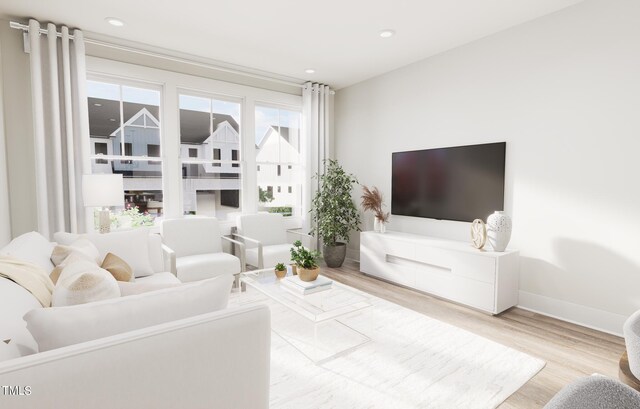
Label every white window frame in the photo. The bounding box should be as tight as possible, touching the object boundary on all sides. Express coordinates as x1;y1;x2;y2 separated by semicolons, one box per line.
86;57;303;230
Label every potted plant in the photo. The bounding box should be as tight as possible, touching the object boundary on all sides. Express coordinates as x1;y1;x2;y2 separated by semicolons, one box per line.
274;262;287;279
310;159;361;268
361;186;390;233
290;240;321;282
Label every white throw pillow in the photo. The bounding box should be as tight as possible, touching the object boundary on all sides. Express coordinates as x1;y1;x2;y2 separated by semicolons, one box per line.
25;274;233;352
52;260;121;307
0;339;22;362
0;232;55;273
86;229;154;278
50;238;102;266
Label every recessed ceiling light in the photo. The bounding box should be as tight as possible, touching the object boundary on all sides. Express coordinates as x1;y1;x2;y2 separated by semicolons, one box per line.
109;118;116;122
105;17;124;27
305;68;315;74
379;29;395;38
93;103;102;107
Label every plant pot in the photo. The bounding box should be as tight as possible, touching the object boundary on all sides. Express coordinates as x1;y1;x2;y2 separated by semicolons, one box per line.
275;269;287;279
323;242;347;268
298;266;320;282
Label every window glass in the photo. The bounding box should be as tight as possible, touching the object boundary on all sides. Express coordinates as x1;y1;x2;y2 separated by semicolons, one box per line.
179;94;242;219
87;79;163;228
255;106;302;217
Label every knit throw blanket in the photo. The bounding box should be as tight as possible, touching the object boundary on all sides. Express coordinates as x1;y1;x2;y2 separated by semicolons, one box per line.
0;255;54;307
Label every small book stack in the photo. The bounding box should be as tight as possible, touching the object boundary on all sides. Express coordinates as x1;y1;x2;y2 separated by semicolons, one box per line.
281;275;333;296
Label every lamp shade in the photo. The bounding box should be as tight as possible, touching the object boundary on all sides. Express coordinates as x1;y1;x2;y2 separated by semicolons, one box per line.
82;174;124;207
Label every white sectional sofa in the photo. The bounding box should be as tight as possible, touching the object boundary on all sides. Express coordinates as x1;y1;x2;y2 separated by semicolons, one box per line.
0;230;271;409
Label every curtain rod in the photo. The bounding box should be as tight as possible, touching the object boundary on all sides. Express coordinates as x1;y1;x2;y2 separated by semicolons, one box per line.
9;20;318;90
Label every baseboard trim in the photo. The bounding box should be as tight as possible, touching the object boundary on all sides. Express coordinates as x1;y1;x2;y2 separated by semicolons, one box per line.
518;291;626;337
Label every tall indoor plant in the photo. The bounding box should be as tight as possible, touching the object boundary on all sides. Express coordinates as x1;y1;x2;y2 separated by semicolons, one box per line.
310;159;361;268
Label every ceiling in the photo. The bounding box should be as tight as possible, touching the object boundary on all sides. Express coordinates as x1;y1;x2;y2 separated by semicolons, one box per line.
0;0;583;89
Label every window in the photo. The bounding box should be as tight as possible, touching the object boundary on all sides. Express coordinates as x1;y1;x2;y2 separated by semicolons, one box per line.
87;79;163;225
188;148;198;158
255;106;302;217
213;148;221;167
94;142;108;164
147;144;160;164
179;94;242;218
257;165;260;171
231;150;239;167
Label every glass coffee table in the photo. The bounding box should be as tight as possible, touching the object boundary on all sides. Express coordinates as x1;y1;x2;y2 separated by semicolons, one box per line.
239;268;372;364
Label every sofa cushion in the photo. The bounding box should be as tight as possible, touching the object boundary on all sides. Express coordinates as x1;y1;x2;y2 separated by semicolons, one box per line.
117;280;181;297
52;260;121;307
86;229;154;278
176;253;240;283
0;278;40;359
136;272;181;285
24;274;234;352
246;244;294;268
101;253;133;282
0;231;55;273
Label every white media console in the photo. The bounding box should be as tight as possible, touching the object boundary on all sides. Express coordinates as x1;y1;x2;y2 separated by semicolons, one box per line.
360;230;519;314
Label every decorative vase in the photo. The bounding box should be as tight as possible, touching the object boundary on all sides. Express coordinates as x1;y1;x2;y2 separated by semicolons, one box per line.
275;268;287;279
486;211;512;252
298;266;319;282
374;217;386;233
323;243;347;268
289;264;298;275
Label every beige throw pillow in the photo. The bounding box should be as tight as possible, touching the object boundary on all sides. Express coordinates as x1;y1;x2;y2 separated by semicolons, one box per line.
101;253;133;282
51;260;120;307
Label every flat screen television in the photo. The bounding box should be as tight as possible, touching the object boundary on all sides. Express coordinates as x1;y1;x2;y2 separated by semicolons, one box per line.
392;142;506;222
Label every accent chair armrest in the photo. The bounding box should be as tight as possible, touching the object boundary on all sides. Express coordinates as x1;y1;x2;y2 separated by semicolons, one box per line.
232;234;264;269
222;236;246;272
161;243;177;276
286;229;315;250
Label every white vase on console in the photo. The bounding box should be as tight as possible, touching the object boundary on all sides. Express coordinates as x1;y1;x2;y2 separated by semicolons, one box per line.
487;211;512;252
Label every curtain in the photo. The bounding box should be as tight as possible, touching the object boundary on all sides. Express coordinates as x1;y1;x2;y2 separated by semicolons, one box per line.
27;19;91;238
302;82;332;242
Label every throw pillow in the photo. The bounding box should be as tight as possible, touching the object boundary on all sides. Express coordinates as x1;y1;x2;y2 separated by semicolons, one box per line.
50;238;102;266
25;274;234;352
87;228;154;278
0;339;22;362
51;260;120;307
101;253;133;282
0;231;56;273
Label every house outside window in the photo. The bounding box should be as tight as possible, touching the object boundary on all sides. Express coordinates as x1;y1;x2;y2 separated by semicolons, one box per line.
255;105;302;218
179;94;242;218
87;79;164;225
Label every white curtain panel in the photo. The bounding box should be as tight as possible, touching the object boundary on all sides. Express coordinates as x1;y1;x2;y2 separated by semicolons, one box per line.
27;19;91;237
302;82;332;239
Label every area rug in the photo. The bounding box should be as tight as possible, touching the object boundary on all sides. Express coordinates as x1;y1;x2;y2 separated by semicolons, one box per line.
230;283;545;409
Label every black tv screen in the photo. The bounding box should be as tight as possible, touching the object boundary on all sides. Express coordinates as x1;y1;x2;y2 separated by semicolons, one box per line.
392;142;506;222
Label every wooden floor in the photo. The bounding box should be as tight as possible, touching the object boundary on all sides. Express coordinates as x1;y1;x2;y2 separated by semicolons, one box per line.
321;260;625;408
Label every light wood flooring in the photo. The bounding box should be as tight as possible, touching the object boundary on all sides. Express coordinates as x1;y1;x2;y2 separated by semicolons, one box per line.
321;260;625;408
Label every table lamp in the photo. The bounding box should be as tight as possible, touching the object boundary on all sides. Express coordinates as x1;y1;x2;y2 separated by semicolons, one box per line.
82;174;124;233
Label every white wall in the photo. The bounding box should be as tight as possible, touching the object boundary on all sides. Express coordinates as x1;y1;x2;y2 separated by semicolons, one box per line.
335;0;640;335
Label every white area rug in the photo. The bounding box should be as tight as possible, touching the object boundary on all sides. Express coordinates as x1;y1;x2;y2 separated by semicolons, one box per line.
231;284;545;409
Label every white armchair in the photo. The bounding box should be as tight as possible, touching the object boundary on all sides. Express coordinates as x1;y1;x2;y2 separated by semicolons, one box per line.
234;213;312;269
161;217;244;283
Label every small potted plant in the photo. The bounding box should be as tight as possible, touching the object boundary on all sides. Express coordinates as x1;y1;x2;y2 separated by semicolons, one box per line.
274;262;287;279
290;240;321;282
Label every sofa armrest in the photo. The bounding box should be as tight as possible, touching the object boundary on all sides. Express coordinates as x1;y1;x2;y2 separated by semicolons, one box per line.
161;243;176;276
222;236;246;272
0;305;271;409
